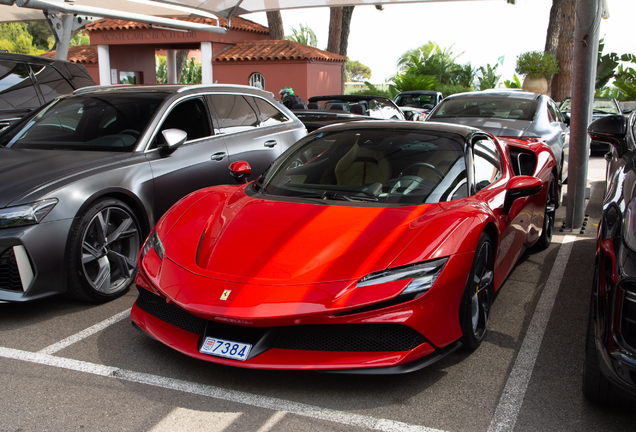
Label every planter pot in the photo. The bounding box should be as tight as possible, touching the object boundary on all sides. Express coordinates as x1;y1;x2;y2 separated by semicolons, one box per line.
522;77;548;95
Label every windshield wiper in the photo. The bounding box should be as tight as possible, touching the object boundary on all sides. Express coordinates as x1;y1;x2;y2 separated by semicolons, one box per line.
321;191;378;202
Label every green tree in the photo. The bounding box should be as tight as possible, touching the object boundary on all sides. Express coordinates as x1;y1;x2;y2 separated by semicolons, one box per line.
286;23;318;47
504;75;522;89
389;71;437;97
0;23;40;54
155;55;202;84
477;64;501;90
345;60;371;82
614;64;636;100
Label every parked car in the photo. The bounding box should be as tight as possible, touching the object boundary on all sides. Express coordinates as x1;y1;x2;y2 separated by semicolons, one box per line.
0;52;96;133
292;94;405;132
583;112;636;405
427;90;569;187
0;84;306;303
560;96;632;154
394;90;443;121
131;120;557;373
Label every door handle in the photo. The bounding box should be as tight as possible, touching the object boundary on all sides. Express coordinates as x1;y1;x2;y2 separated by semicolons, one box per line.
210;152;227;161
264;140;277;148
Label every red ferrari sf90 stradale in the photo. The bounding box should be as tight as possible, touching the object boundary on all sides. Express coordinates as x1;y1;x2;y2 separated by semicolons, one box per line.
131;121;558;374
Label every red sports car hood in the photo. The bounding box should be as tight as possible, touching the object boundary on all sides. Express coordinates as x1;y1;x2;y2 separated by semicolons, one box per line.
160;189;444;286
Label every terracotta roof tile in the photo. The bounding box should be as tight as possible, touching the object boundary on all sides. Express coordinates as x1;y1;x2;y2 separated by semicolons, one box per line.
85;16;268;34
215;40;347;62
39;45;98;64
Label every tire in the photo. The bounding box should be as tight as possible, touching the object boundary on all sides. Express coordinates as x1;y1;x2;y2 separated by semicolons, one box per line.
460;232;495;350
535;174;557;251
66;198;141;302
582;308;615;406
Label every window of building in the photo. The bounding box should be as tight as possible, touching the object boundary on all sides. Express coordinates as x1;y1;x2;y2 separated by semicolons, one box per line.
249;72;265;90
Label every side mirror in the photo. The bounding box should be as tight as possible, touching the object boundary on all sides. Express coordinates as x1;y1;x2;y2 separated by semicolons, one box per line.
230;161;252;184
588;114;628;156
623;109;633;115
504;176;543;215
563;112;571;126
160;128;187;154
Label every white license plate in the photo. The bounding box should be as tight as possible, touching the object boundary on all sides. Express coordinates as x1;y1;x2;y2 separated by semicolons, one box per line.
200;336;251;361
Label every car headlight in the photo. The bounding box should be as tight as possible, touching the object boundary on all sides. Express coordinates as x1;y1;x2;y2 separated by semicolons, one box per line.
140;229;165;261
0;198;58;228
356;258;448;296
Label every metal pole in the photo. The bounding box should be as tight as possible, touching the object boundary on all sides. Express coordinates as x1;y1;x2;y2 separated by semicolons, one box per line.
566;0;602;229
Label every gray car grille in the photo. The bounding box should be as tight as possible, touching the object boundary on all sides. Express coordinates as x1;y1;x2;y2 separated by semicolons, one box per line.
0;248;23;292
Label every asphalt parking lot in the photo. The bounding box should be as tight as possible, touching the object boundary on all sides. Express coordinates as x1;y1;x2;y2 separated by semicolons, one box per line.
1;155;635;432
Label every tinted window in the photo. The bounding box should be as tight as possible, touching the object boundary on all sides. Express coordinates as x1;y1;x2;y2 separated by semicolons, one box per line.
158;97;211;143
248;96;289;126
31;64;75;102
432;97;538;121
473;138;502;192
2;93;165;151
0;61;40;110
209;94;259;131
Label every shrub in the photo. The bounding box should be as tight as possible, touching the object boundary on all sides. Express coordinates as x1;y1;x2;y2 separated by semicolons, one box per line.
515;51;560;79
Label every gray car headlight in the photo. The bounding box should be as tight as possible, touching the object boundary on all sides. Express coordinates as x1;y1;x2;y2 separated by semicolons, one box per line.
0;198;58;228
356;258;448;296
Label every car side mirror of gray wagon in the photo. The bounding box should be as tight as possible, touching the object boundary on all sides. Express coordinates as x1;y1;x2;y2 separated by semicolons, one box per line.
160;128;187;154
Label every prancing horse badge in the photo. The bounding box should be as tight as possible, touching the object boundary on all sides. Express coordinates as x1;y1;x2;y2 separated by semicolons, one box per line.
220;289;231;301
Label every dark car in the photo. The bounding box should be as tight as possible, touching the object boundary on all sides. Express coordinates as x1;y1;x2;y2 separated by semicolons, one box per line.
0;52;96;133
0;84;306;303
394;90;443;121
427;90;569;185
292;94;405;132
583;112;636;406
560;96;632;154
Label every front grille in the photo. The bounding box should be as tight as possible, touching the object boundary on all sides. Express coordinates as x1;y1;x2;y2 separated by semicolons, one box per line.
136;288;206;335
0;248;23;292
274;324;426;352
136;288;426;354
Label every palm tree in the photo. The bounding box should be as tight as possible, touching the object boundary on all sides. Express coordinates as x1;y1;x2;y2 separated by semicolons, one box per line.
286;24;318;47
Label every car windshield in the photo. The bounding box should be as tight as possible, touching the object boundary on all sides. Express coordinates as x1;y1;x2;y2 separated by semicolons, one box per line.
0;93;166;151
431;97;537;121
592;99;621;114
259;128;468;205
312;97;404;120
395;94;436;109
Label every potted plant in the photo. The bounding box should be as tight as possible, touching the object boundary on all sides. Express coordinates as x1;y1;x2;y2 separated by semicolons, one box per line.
515;51;560;94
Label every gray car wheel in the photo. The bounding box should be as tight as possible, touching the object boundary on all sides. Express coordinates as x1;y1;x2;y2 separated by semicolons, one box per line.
67;198;141;302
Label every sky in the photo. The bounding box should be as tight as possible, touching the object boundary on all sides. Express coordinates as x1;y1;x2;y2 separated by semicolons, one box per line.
247;0;636;84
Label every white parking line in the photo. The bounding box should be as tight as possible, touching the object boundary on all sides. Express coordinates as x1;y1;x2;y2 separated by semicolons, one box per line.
37;310;130;355
488;235;576;432
3;233;581;432
0;346;446;432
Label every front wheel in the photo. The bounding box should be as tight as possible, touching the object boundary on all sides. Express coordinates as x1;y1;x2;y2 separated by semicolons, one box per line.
460;232;495;350
66;198;141;302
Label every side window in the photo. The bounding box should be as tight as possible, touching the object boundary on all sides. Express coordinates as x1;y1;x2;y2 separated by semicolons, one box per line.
546;102;558;123
550;101;564;122
208;94;259;132
154;97;211;148
0;61;41;109
247;96;289;126
473;138;502;192
31;65;75;103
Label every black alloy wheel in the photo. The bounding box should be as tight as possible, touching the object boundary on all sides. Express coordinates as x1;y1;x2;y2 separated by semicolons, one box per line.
535;174;557;250
67;198;141;302
460;232;495;350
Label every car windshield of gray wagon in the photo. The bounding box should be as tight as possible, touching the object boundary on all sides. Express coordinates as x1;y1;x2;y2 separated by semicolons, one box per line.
1;93;166;151
431;97;538;121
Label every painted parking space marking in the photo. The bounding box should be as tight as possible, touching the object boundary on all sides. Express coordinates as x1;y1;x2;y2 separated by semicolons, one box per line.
488;235;576;432
2;234;581;432
38;309;130;355
0;346;446;432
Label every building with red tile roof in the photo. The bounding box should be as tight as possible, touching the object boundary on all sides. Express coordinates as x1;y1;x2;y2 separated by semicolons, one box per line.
41;16;346;101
